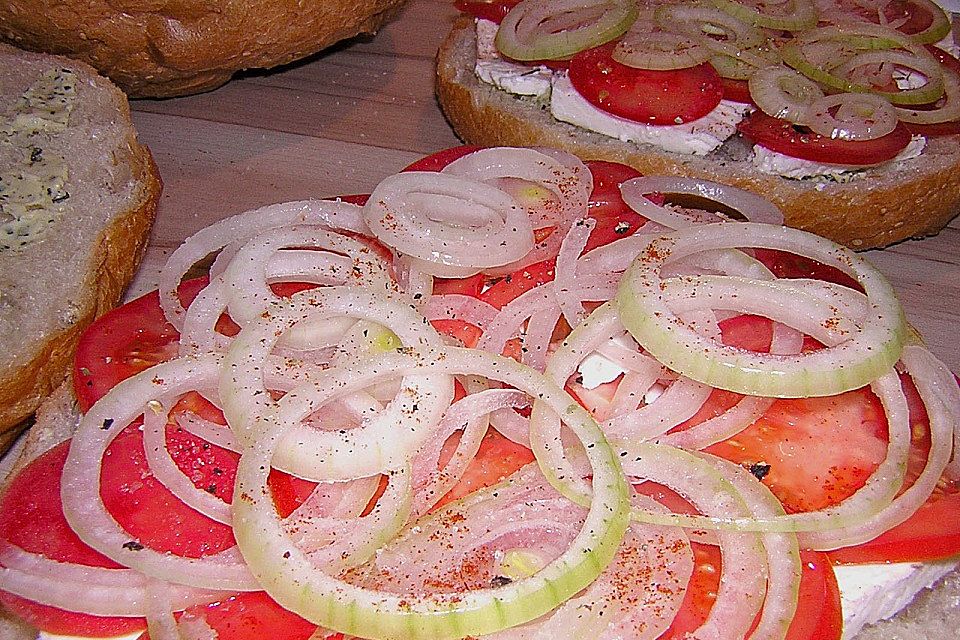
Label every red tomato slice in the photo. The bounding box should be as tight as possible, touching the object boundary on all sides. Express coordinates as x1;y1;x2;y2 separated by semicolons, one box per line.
635;483;841;640
738;111;913;165
138;591;317;640
721;77;754;105
480;259;556;310
0;442;146;637
454;0;521;23
402;145;482;172
569;43;723;125
582;160;652;252
73;277;209;412
829;376;960;564
659;544;841;640
433;428;535;510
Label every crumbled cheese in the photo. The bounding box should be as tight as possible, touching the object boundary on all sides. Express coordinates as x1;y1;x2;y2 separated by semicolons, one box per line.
751;134;926;180
835;559;958;639
550;73;751;156
578;352;629;389
475;60;553;99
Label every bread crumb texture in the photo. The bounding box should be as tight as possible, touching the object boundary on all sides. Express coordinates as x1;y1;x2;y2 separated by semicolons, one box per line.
0;44;160;439
0;0;409;97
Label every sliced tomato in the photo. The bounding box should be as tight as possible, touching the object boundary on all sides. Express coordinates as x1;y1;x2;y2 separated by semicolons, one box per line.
752;248;861;291
434;271;485;297
138;591;317;640
402;145;482;172
720;77;754;104
582;160;653;251
433;429;535;510
479;259;555;310
0;442;146;637
738;111;913;165
659;544;841;640
569;43;723;125
829;376;960;564
634;483;841;639
73;277;208;412
454;0;522;23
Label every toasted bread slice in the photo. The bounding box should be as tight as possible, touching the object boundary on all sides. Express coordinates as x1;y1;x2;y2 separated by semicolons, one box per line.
436;16;960;249
0;43;160;451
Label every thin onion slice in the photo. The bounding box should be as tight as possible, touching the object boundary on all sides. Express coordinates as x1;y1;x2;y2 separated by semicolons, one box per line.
748;65;826;124
231;345;630;639
612;31;714;70
220;288;453;480
806;91;899;140
159;200;368;330
615;223;906;398
496;0;638;61
363;171;535;278
710;0;819;31
620;176;785;227
60;354;260;591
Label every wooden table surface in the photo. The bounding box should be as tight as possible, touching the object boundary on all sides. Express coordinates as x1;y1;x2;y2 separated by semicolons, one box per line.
126;0;959;373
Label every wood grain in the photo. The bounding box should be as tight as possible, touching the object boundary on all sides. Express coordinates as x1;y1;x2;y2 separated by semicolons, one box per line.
126;0;959;373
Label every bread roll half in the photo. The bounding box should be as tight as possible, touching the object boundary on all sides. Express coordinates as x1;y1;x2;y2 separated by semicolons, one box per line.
0;44;161;450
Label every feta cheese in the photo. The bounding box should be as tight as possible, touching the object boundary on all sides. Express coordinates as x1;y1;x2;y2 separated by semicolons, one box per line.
475;60;553;99
550;73;751;155
751;135;926;180
835;559;959;639
578;352;629;389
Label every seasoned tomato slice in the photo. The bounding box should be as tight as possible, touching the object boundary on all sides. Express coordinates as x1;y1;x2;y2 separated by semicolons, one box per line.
138;591;317;640
73;277;209;412
738;111;913;165
0;442;145;638
454;0;522;23
569;43;723;125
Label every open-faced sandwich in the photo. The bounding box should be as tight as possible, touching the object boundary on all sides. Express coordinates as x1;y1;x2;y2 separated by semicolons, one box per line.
0;43;161;452
1;146;958;640
436;0;960;249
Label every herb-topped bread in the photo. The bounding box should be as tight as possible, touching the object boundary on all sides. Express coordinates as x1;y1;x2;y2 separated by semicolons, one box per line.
0;43;161;451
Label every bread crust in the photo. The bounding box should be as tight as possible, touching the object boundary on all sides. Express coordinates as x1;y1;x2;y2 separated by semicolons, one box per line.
0;0;408;98
0;45;161;451
436;17;960;250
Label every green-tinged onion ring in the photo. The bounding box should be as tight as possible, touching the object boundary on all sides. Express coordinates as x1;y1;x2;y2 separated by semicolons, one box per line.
896;68;960;124
749;65;825;123
535;294;911;534
496;0;638;61
781;24;946;105
655;4;766;49
232;346;630;640
612;31;714;70
615;223;906;399
830;49;945;105
709;0;818;31
709;43;783;79
898;0;952;45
